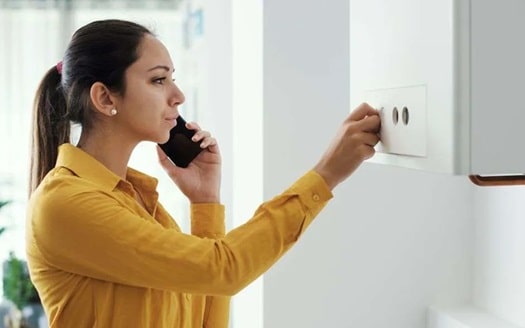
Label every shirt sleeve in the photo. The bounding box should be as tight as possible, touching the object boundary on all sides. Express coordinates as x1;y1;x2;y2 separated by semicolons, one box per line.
30;170;333;296
189;203;230;328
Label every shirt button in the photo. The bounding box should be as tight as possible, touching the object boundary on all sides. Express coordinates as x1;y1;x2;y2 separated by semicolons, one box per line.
312;194;320;201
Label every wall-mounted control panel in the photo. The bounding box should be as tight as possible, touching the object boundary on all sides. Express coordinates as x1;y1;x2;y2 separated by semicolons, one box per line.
350;0;525;176
365;85;427;158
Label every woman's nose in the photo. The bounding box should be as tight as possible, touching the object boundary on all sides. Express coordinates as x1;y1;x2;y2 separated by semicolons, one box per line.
169;83;185;107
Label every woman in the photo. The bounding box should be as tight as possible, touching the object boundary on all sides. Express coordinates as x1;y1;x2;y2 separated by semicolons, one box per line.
26;19;380;327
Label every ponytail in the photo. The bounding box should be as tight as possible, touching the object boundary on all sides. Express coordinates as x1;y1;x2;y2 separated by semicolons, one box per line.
29;20;153;194
29;65;70;194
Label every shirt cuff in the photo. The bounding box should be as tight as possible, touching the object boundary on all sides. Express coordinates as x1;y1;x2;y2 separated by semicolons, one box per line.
191;203;226;238
285;170;333;213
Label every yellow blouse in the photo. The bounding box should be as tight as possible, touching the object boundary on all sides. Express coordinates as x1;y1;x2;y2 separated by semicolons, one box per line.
26;143;332;328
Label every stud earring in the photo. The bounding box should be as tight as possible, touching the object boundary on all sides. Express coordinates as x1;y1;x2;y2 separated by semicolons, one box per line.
110;109;117;116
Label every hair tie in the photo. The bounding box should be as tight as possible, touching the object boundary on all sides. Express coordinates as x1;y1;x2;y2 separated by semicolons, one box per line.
56;61;63;74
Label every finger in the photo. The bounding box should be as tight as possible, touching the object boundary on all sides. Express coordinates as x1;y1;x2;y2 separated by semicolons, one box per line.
356;114;381;133
200;137;217;148
156;145;169;162
348;102;380;121
206;139;220;154
186;121;201;131
361;144;376;160
156;145;182;173
191;130;211;142
359;132;380;147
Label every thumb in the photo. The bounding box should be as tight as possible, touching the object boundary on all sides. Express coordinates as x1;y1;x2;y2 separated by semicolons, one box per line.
156;145;183;176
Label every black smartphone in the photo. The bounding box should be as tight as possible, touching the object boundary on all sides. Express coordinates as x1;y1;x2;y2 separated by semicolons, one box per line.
158;116;204;168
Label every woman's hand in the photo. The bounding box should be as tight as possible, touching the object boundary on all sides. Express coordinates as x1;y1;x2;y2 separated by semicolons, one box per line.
157;121;222;203
313;103;381;190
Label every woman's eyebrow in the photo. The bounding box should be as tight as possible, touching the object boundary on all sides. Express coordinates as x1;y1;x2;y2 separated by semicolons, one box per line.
147;65;175;72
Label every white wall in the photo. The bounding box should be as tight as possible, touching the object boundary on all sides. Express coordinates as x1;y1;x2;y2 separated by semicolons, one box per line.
231;1;264;327
262;1;473;327
214;0;525;327
427;185;525;328
473;186;525;326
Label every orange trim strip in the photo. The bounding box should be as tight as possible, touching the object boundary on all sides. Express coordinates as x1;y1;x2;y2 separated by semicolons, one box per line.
469;175;525;186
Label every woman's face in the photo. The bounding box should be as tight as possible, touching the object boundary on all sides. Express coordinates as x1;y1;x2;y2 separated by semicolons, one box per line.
112;34;185;144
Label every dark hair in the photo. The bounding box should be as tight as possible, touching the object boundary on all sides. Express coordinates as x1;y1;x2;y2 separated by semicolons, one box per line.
30;19;152;193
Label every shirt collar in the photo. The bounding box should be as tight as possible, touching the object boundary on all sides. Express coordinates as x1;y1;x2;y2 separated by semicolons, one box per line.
55;143;158;193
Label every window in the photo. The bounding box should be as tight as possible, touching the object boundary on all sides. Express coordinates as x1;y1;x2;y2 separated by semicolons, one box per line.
0;0;206;293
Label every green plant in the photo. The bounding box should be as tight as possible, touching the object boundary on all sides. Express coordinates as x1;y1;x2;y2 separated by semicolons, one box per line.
3;252;40;310
0;200;40;311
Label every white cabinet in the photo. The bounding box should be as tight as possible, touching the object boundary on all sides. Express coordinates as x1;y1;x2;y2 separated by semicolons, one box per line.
350;0;525;176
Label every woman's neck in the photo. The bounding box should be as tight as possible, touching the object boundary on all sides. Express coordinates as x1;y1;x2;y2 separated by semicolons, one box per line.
77;130;136;180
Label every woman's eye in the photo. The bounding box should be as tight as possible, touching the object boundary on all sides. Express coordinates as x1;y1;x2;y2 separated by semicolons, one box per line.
153;77;166;84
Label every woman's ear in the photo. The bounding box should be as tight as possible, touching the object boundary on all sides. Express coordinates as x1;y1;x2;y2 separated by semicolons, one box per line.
89;82;118;116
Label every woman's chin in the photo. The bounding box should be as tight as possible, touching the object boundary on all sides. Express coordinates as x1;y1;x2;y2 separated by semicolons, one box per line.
145;134;170;145
157;133;170;144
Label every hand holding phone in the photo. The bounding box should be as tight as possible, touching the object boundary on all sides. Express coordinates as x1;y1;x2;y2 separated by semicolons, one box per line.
158;116;204;168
